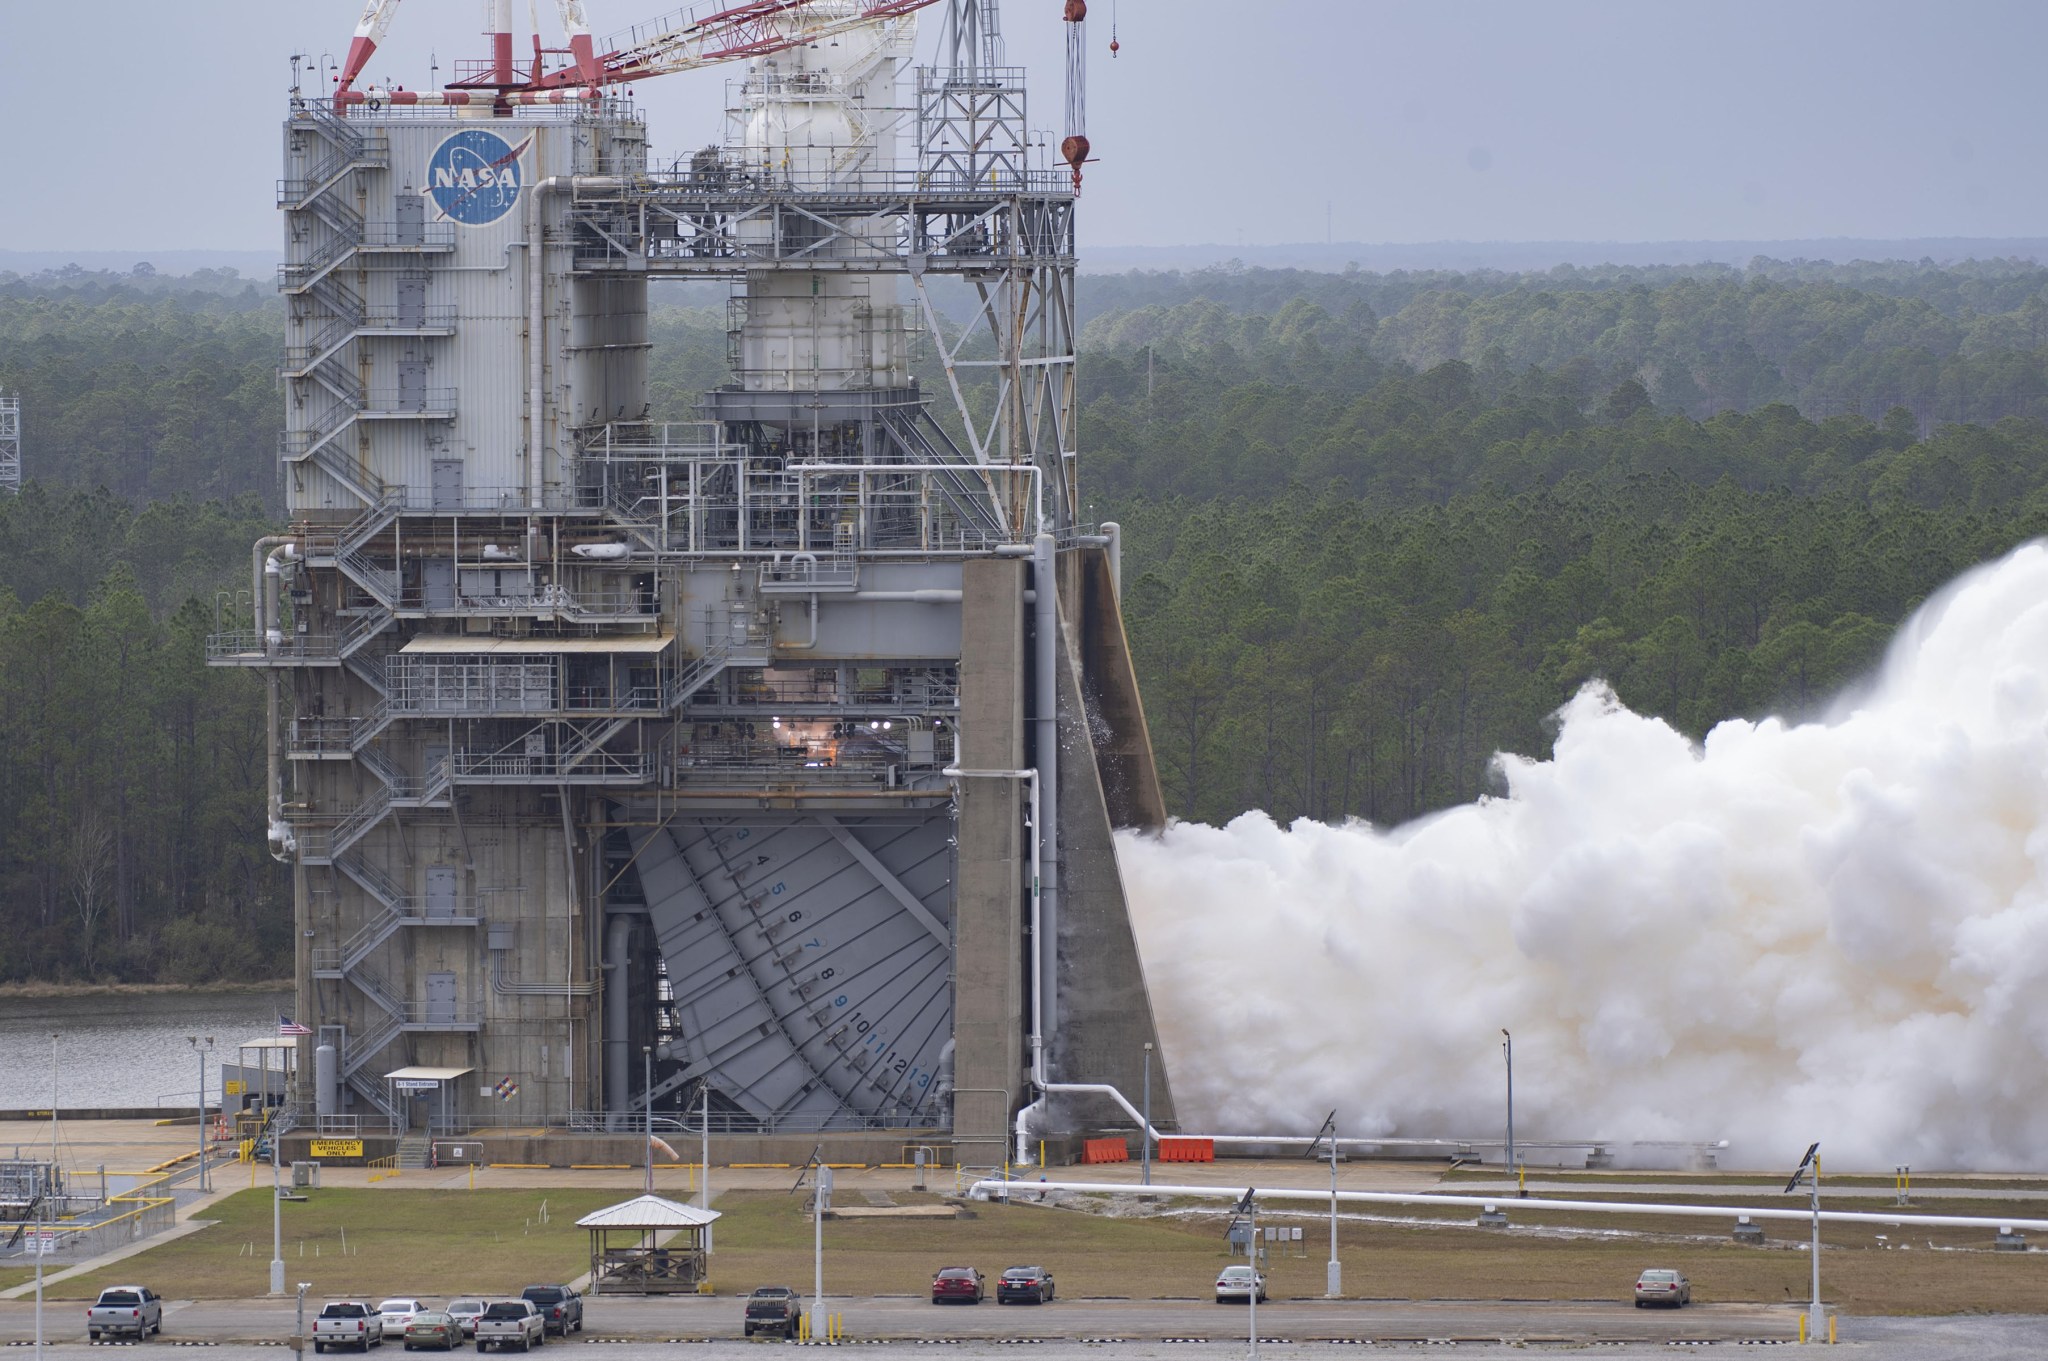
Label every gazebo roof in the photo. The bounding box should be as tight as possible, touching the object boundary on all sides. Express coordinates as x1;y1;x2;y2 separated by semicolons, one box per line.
575;1194;722;1230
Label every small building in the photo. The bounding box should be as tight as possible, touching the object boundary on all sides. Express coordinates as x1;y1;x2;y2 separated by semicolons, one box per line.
575;1194;722;1294
381;1066;475;1135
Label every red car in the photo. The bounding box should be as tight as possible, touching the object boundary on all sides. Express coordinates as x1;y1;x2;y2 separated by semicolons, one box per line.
931;1267;985;1304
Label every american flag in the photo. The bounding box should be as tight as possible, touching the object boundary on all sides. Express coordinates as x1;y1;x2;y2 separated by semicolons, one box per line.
278;1014;312;1036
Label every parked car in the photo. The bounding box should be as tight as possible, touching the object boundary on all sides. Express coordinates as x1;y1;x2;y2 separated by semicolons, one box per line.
443;1301;486;1338
743;1287;802;1340
313;1301;384;1353
379;1300;430;1336
1215;1265;1267;1304
996;1266;1054;1305
930;1267;985;1304
86;1285;163;1341
1634;1268;1692;1308
473;1301;545;1353
518;1286;582;1337
403;1312;462;1352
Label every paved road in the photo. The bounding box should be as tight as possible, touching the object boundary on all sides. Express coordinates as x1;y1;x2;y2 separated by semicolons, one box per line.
1;1315;2046;1361
0;1295;1800;1346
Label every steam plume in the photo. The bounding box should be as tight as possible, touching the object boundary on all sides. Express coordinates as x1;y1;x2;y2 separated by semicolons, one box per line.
1119;541;2048;1170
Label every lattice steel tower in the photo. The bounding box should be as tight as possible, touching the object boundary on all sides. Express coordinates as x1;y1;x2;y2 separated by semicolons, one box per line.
0;391;19;495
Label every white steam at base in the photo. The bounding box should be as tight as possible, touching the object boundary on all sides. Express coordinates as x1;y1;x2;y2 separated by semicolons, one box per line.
1118;541;2048;1170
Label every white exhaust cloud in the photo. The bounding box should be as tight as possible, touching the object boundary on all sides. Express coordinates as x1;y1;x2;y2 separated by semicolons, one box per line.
1118;540;2048;1170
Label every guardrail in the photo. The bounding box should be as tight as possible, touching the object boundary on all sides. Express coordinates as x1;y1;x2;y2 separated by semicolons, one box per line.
0;1170;177;1264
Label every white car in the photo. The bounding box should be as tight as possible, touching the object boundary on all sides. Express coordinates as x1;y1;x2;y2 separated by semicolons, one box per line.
444;1301;486;1338
378;1300;431;1336
1215;1265;1268;1304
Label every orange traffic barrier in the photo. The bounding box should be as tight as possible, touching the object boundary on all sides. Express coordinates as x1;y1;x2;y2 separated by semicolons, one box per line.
1158;1137;1214;1163
1081;1137;1129;1164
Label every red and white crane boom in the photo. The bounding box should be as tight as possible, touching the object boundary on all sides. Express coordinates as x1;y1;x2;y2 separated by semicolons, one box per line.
336;0;945;103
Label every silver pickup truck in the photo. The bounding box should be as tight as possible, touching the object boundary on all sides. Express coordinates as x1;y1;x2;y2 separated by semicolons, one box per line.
86;1285;163;1341
313;1300;384;1353
472;1301;545;1353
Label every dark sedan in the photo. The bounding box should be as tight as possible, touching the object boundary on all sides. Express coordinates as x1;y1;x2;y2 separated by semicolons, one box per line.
931;1267;985;1304
996;1266;1054;1305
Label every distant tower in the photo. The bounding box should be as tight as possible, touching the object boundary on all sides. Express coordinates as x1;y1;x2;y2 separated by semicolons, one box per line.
0;390;20;495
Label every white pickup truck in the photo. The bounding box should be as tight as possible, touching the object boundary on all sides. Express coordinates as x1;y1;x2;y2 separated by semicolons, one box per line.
86;1285;163;1341
472;1301;545;1353
313;1300;384;1353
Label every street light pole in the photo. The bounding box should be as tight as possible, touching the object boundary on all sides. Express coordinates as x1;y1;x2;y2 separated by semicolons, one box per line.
1808;1153;1824;1340
270;1110;285;1295
189;1036;214;1193
1141;1042;1153;1187
1500;1029;1514;1181
1327;1124;1341;1298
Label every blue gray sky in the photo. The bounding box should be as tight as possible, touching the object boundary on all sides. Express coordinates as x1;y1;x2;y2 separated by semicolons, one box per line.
1;0;2043;255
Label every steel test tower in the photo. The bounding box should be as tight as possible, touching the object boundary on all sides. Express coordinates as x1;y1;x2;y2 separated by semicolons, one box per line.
213;0;1171;1165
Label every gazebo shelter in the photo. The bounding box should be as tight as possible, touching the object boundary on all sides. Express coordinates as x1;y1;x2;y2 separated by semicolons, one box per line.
576;1194;722;1294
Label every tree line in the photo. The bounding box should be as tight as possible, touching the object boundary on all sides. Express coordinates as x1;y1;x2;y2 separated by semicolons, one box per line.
0;488;285;983
7;260;2048;978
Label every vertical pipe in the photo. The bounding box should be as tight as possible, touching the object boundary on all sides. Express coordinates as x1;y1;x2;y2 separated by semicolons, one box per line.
1032;535;1060;1049
604;915;633;1119
1101;521;1121;599
643;1046;653;1195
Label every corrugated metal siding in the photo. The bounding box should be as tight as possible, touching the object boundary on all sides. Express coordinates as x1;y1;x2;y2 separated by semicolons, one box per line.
284;113;647;513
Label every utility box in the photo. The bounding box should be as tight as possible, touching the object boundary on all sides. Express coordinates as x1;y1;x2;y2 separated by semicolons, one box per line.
290;1161;321;1189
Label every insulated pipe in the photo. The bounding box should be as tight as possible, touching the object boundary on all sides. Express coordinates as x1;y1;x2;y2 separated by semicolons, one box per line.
850;590;962;604
528;176;555;511
252;536;294;653
1016;1082;1163;1166
1032;533;1061;1046
602;913;634;1120
1101;521;1122;599
264;543;302;653
254;536;298;862
971;1179;2048;1237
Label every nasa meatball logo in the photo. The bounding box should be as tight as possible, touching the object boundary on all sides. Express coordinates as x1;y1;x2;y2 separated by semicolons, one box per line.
425;129;531;226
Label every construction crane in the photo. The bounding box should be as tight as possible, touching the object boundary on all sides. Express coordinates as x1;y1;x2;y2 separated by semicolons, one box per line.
333;0;1099;188
337;0;943;104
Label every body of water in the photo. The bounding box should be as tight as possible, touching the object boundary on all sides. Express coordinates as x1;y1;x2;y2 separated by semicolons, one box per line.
0;989;290;1111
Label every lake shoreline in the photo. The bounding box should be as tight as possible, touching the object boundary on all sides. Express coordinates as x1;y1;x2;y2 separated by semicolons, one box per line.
0;980;292;999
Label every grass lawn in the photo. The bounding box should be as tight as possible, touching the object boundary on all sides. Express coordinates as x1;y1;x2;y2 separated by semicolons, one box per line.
0;1268;39;1292
32;1185;2048;1314
43;1189;625;1301
707;1188;2048;1315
